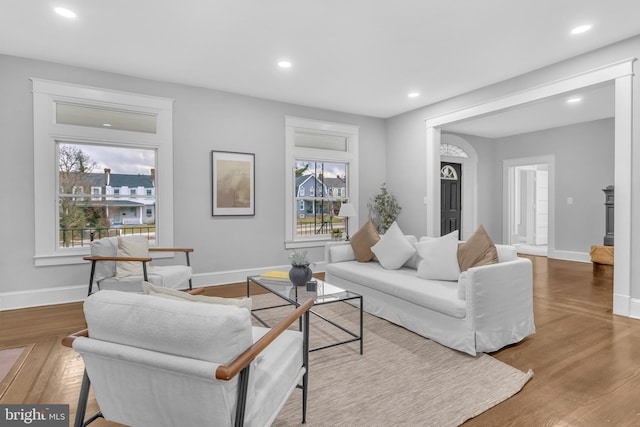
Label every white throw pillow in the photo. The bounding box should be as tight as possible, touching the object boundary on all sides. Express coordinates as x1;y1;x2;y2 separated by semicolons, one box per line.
402;235;420;269
115;236;149;279
371;222;416;270
90;236;118;281
142;281;252;311
415;231;461;281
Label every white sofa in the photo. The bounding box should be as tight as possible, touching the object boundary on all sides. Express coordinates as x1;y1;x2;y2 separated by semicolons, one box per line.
324;239;535;356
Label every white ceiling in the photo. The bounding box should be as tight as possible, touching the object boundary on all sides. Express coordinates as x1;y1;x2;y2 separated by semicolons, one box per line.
443;82;615;138
1;0;639;120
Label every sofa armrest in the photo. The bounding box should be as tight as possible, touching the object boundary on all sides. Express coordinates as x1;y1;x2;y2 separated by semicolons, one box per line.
465;258;534;329
324;241;355;264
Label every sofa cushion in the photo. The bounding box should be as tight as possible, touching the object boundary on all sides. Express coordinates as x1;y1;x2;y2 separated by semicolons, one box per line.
326;261;465;318
83;290;253;363
249;327;304;427
415;231;461;281
457;225;498;272
116;236;149;279
371;222;416;270
98;265;192;292
142;281;252;310
350;219;380;262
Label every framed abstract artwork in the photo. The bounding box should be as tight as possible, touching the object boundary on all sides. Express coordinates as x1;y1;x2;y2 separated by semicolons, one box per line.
211;151;255;216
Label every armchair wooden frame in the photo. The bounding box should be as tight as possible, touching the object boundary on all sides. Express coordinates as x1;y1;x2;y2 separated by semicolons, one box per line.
83;247;194;296
63;298;314;427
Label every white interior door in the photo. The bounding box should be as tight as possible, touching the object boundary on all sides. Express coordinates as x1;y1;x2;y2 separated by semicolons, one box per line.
535;169;549;245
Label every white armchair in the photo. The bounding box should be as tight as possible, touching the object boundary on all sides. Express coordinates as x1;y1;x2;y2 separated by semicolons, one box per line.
83;236;193;295
63;290;313;427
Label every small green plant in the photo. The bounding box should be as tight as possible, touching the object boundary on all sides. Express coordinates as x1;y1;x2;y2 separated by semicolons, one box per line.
368;182;401;233
290;249;309;266
331;228;343;239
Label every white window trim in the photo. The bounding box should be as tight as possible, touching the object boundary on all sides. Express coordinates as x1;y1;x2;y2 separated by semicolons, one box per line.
285;116;359;249
32;78;174;266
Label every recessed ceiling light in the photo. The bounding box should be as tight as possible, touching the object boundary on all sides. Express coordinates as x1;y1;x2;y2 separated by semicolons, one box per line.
567;97;582;104
54;7;77;18
103;123;112;127
278;61;292;69
571;24;592;35
408;92;420;98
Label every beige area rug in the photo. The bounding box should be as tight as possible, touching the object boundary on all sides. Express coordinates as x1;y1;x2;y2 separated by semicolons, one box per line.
250;294;533;427
0;345;34;399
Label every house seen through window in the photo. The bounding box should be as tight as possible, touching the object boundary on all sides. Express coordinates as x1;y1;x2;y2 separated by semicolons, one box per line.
57;142;157;248
295;161;347;237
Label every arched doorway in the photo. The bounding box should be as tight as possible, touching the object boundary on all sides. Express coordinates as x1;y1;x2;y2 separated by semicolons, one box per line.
440;134;478;240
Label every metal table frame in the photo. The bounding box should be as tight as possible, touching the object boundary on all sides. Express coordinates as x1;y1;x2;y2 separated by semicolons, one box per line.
247;276;363;354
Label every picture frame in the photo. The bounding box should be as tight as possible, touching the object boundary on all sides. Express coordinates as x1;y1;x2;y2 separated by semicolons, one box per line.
211;151;255;216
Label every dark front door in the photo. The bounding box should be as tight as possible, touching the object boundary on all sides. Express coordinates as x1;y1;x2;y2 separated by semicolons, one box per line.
441;162;462;237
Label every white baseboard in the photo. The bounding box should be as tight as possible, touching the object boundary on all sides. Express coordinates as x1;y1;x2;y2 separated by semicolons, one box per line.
628;298;640;319
1;262;328;311
0;285;88;311
547;249;591;263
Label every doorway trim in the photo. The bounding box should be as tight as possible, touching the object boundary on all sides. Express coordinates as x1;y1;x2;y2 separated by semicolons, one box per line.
425;57;634;317
503;155;555;258
441;133;478;240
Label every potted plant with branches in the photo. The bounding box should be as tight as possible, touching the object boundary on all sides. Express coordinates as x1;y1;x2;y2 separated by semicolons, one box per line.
368;182;401;234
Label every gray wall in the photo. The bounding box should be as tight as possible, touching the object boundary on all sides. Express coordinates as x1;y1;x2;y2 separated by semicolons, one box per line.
442;119;615;253
1;33;638;309
0;54;386;302
493;119;615;253
386;34;640;309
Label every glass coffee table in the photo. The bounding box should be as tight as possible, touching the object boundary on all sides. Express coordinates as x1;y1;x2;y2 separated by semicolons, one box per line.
247;276;363;354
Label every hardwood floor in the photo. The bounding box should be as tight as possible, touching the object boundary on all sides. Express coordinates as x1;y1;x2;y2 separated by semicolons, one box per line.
2;258;640;426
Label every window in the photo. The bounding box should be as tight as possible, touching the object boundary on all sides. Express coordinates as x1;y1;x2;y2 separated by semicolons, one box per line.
440;164;458;180
33;79;174;266
57;142;156;247
440;143;469;158
285;117;359;248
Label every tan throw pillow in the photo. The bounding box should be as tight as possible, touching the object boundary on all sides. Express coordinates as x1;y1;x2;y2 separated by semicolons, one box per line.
350;219;380;262
457;225;499;272
142;281;252;311
115;236;149;279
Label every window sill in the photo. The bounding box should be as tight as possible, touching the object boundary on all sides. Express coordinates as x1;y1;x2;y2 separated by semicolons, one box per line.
34;252;88;266
34;250;173;267
284;239;336;250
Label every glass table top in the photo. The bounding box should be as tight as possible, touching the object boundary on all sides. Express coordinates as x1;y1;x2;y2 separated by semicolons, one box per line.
249;276;360;305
